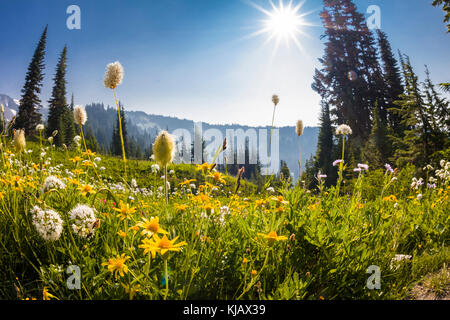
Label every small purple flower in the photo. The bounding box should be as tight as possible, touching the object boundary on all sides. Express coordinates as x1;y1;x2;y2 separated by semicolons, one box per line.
385;163;394;173
357;163;369;171
333;159;344;167
353;167;362;172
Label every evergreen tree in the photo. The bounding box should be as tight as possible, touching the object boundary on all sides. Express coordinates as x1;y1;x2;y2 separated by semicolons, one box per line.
46;46;69;146
279;160;291;181
314;103;335;185
391;55;432;167
64;93;76;146
423;66;450;133
302;155;317;190
377;30;404;136
422;66;450;159
111;103;129;156
85;125;100;152
432;0;450;32
15;26;47;134
312;0;386;162
363;103;391;167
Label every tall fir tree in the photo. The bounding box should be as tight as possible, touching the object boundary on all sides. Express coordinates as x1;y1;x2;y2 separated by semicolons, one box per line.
432;0;450;32
314;103;335;185
377;30;404;137
15;26;47;134
111;103;128;156
312;0;386;162
391;55;432;167
64;93;76;146
46;46;69;146
422;66;450;158
363;103;391;167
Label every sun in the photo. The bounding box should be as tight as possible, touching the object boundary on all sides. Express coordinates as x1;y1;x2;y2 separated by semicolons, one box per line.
249;0;313;53
265;2;304;41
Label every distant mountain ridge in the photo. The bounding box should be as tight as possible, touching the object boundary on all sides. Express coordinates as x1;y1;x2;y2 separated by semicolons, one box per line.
85;103;319;180
0;94;319;179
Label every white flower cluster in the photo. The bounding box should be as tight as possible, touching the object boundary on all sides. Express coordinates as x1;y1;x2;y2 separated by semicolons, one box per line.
42;175;66;192
427;176;437;189
389;254;412;270
435;160;450;183
213;206;230;226
336;124;352;135
411;177;423;190
151;164;160;173
266;187;275;194
69;204;97;239
31;206;63;241
73;135;82;147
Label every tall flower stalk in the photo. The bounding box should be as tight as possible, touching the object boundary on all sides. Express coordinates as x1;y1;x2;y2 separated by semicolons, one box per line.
335;124;352;196
153;131;175;205
73;105;101;182
267;94;279;176
296;120;304;183
104;62;127;181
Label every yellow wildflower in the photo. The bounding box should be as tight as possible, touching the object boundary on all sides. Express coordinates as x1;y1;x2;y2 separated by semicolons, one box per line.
138;238;159;258
179;179;196;187
78;184;95;197
82;149;96;157
257;231;288;246
150;234;187;259
208;171;226;184
42;287;58;300
196;163;214;174
113;202;136;220
383;195;398;202
70;156;82;163
117;230;127;238
175;203;187;213
101;253;130;278
138;217;168;237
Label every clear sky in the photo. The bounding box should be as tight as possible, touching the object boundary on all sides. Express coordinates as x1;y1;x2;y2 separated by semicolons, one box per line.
0;0;449;127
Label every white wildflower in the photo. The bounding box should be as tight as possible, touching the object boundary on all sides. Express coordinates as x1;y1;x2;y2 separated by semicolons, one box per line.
151;164;160;173
69;204;98;239
390;254;412;270
104;61;124;89
336;124;352;135
42;175;65;192
266;187;275;194
73;105;87;126
31;206;63;241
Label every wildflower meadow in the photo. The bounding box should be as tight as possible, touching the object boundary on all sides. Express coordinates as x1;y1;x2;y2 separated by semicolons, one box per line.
0;0;449;302
0;96;448;299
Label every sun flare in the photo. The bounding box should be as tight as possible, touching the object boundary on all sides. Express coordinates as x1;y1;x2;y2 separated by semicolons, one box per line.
249;0;312;53
265;3;303;40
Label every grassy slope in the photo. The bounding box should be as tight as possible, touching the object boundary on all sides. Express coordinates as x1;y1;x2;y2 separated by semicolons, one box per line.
0;138;449;300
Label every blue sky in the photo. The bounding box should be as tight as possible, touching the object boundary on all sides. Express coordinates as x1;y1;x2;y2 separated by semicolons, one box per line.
0;0;449;127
